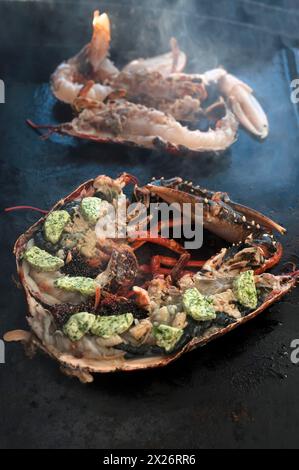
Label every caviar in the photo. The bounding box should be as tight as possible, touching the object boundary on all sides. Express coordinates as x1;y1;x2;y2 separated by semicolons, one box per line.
48;294;147;328
99;294;148;320
61;252;101;278
49;299;95;328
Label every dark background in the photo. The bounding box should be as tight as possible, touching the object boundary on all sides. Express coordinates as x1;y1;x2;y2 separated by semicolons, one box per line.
1;0;299;449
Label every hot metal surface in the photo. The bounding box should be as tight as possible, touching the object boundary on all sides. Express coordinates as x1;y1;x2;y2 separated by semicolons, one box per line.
1;0;299;449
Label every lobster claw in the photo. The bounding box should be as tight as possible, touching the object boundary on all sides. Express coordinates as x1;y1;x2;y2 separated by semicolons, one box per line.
146;184;197;205
146;182;285;244
123;38;187;77
219;73;269;140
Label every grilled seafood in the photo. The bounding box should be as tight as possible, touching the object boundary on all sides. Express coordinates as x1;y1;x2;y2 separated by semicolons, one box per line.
5;174;298;383
109;70;208;124
29;98;238;154
44;9;268;156
109;69;268;138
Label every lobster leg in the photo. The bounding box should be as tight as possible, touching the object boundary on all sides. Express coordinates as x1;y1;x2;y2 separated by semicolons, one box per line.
151;255;206;269
139;264;175;276
139;261;192;279
139;254;206;280
131;217;184;240
131;237;187;255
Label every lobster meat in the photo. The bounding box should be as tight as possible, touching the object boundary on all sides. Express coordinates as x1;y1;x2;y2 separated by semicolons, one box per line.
31;10;269;156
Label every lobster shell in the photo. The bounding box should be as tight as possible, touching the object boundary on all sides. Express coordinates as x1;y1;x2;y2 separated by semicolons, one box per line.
5;175;297;383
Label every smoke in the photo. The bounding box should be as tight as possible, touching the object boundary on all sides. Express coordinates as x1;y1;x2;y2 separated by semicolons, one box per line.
6;0;289;73
105;0;277;73
144;0;216;72
108;0;221;72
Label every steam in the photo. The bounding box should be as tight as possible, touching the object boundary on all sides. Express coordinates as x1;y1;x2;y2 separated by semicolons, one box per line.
153;0;220;72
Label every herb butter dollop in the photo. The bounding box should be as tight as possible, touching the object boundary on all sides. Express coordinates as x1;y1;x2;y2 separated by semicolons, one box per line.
153;324;183;352
54;276;96;297
44;210;71;245
233;270;258;310
24;246;64;272
91;313;134;338
63;312;96;342
80;197;104;225
183;288;216;322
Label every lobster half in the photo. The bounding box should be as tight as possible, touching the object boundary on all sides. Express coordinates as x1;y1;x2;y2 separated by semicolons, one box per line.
28;9;268;156
4;174;297;383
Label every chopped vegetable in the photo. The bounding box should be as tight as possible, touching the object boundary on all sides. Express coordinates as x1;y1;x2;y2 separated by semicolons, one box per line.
183;288;216;321
63;312;96;342
90;313;134;338
233;270;258;310
24;246;64;272
54;276;96;297
44;210;71;245
80;197;103;225
153;324;183;352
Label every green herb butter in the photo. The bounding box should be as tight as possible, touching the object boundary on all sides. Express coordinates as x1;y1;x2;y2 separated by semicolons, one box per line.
183;288;216;321
24;246;64;272
233;270;258;310
44;210;71;245
80;197;103;225
153;324;183;352
90;313;134;339
63;312;96;342
54;276;96;297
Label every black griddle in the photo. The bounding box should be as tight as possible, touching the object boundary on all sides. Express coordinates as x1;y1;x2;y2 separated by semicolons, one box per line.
1;0;299;450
